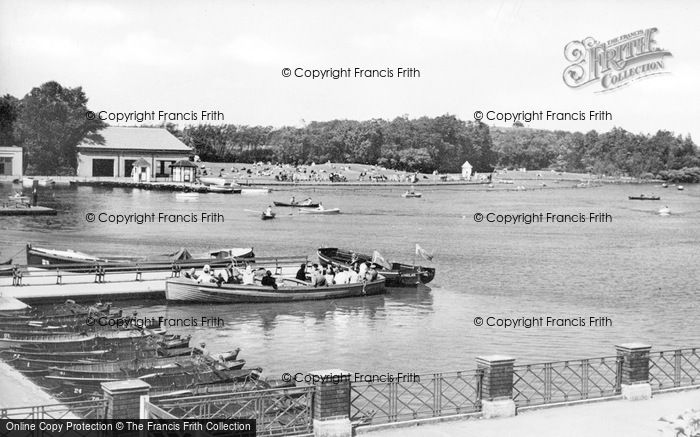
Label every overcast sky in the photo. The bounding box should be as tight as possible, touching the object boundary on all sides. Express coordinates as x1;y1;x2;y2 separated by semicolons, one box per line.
1;0;698;139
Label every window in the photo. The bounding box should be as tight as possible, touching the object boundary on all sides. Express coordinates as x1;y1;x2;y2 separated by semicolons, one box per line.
92;159;114;177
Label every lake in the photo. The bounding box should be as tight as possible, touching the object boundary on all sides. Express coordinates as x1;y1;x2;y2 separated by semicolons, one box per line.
1;181;698;377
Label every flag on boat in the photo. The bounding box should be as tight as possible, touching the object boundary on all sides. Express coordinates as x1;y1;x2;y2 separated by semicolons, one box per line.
415;244;434;261
371;251;392;269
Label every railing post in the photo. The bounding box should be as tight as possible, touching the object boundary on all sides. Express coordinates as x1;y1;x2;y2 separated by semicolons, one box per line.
615;343;652;400
101;380;151;419
309;369;351;437
476;355;516;418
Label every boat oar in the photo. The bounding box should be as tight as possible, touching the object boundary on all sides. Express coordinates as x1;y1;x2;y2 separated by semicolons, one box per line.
243;209;262;214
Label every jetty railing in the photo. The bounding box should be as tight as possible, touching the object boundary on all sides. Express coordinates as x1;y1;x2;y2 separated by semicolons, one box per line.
512;356;622;406
148;386;315;436
350;370;482;425
649;348;700;390
0;399;108;420
5;255;309;286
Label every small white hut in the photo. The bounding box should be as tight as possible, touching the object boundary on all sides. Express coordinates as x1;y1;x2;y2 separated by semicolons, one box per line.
131;158;151;182
461;160;473;180
170;159;198;183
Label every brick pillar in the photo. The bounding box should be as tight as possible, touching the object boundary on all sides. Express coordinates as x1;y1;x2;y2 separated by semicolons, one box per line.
476;355;516;418
309;369;351;437
615;343;652;400
101;380;151;419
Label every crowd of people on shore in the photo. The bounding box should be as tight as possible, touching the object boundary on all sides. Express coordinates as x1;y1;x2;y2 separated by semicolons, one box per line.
183;260;380;289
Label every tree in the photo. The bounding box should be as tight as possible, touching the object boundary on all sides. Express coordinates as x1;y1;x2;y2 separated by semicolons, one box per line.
0;94;20;147
14;81;105;174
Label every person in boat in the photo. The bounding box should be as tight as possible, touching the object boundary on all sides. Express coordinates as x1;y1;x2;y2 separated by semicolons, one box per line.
324;267;335;286
242;264;255;285
265;205;273;216
295;263;307;281
261;270;277;289
184;268;199;280
358;262;369;279
310;264;326;287
317;202;325;211
334;267;350;285
194;342;212;358
227;263;243;284
197;265;215;283
366;264;379;282
290;195;296;205
348;266;361;284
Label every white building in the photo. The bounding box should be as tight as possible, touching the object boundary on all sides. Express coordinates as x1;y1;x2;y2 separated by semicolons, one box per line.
0;146;23;177
76;127;191;178
461;160;473;180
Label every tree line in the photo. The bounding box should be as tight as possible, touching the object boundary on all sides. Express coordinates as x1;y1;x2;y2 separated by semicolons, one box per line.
1;81;698;181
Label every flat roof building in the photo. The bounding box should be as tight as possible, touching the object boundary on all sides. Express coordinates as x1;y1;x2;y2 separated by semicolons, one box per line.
0;147;23;178
76;127;191;178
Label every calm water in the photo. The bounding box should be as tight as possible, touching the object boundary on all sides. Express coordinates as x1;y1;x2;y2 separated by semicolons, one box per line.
1;182;699;377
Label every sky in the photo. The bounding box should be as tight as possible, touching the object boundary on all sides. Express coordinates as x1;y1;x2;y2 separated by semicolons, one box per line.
0;0;698;139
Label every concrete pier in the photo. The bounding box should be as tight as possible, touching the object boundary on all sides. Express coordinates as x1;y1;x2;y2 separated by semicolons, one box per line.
0;361;58;408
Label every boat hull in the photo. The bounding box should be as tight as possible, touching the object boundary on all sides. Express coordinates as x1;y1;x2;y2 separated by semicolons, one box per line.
25;244;254;272
317;247;436;286
299;208;340;215
165;277;386;303
273;201;320;208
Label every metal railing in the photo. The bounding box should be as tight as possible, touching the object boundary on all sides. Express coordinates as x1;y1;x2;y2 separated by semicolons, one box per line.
350;371;482;425
149;386;314;436
0;399;108;420
649;348;700;391
512;356;622;407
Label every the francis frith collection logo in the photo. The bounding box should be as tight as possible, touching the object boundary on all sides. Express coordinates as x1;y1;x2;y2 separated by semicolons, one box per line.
563;28;672;92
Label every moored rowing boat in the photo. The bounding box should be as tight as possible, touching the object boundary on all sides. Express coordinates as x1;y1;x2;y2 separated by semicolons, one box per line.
165;276;386;303
317;247;436;286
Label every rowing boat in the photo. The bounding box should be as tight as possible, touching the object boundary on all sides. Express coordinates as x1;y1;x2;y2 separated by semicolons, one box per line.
207;185;235;193
628;195;660;200
48;356;245;379
165;276;386;303
273;201;319;208
402;192;422;198
299;208;341;215
317;247;436;286
261;212;276;220
25;244;254;271
46;367;261;388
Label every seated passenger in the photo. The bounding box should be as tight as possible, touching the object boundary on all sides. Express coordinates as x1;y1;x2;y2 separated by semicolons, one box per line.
242;265;255;285
197;265;215;283
227;264;242;284
296;263;307;281
366;264;379;281
310;264;326;287
261;270;277;289
184;268;198;280
358;262;369;279
324;267;335;285
348;267;361;284
334;267;350;285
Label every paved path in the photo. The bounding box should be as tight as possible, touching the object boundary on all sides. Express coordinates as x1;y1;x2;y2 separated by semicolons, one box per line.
364;389;700;437
0;361;58;409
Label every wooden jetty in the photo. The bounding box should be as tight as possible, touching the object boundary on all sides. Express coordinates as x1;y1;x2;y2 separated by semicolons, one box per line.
0;259;305;304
